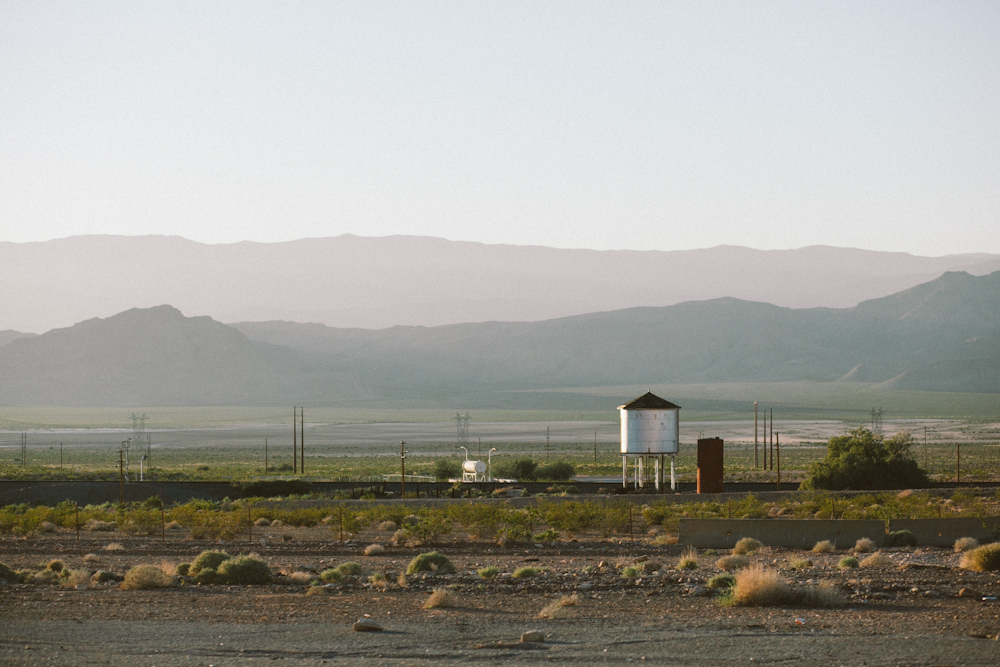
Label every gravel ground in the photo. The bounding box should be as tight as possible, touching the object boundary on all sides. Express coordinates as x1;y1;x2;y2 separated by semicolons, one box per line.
2;531;999;666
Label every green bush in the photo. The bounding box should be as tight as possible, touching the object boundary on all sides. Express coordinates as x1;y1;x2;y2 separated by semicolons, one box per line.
0;562;19;582
176;563;192;576
534;462;575;481
432;459;460;481
512;566;541;578
837;556;860;569
707;573;736;589
961;542;1000;572
732;537;763;555
190;550;230;574
333;561;363;577
801;428;929;491
218;556;273;585
494;458;538;481
405;552;456;575
232;479;312;498
195;568;227;585
477;566;500;579
884;530;918;548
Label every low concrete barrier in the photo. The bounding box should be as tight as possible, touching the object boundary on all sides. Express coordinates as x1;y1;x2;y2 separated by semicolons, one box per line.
888;518;1000;547
679;518;886;549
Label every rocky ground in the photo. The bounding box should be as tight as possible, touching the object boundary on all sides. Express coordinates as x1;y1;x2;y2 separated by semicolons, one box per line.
2;527;999;666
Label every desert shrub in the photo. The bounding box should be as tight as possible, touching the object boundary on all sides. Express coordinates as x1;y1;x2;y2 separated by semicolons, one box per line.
732;537;763;555
706;573;736;590
120;509;161;535
319;568;342;583
853;538;876;553
195;569;227;585
38;521;58;533
61;569;90;588
218;556;273;585
288;571;313;585
432;459;461;481
83;553;100;563
677;548;698;570
539;593;578;619
860;551;892;568
231;479;312;498
543;501;601;536
726;565;789;607
364;544;385;556
512;566;542;579
176;563;191;576
190;550;230;575
954;537;979;553
377;521;398;532
811;540;835;554
334;561;363;577
789;558;813;570
47;559;65;573
885;530;917;548
91;570;117;583
423;588;457;609
716;555;749;571
0;562;19;582
493;458;538;481
85;519;116;532
104;542;124;551
406;552;456;575
121;564;172;590
533;529;560;543
620;566;641;579
801;427;929;491
534;462;575;482
961;542;1000;572
253;517;271;526
478;566;500;579
837;556;860;569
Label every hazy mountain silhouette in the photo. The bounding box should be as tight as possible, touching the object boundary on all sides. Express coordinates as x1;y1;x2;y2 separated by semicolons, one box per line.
1;271;996;406
2;234;999;334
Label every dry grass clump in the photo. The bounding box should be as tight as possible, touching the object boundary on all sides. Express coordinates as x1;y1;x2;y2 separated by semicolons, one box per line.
253;517;271;527
960;542;1000;572
860;551;892;568
853;538;876;553
732;538;763;555
406;552;456;575
47;559;65;573
676;547;698;571
60;569;91;588
39;521;59;533
954;537;979;553
378;520;398;532
513;566;543;579
103;542;124;552
620;565;641;579
789;558;813;570
725;564;842;607
364;544;385;556
477;566;500;579
305;584;326;596
82;553;100;564
165;521;182;530
85;519;117;532
423;588;457;609
715;554;749;571
538;594;578;619
811;540;835;554
121;564;172;590
288;571;314;586
651;534;678;546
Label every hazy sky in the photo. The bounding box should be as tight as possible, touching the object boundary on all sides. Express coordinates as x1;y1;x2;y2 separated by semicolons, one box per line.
1;2;998;255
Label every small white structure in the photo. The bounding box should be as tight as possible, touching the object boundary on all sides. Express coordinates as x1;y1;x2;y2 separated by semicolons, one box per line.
619;391;681;491
462;459;487;482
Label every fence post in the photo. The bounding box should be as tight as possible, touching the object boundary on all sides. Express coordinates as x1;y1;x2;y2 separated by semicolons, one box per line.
161;506;166;543
75;502;80;543
339;506;344;543
248;503;252;544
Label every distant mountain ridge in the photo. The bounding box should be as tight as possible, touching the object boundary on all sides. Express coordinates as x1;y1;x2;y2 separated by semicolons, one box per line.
2;234;999;334
0;270;997;406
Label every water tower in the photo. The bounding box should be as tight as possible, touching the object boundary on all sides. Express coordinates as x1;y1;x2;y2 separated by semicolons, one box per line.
619;391;680;491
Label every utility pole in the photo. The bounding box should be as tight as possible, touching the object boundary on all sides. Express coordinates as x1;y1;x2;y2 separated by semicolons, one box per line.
761;410;766;470
594;430;597;462
265;438;268;476
293;407;298;475
399;441;407;498
546;427;550;461
60;442;63;469
118;449;124;505
753;402;758;470
300;407;305;475
775;433;780;490
769;408;774;471
924;426;928;471
956;442;961;483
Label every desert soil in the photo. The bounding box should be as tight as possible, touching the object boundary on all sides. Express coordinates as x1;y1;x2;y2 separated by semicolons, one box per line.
2;527;999;666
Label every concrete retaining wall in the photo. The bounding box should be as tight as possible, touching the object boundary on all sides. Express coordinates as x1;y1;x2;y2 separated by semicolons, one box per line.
887;518;1000;547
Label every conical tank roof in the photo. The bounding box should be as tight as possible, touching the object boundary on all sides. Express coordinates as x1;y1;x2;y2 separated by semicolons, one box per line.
618;391;681;411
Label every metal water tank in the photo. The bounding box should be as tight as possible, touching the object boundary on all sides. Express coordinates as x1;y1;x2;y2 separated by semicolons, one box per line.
618;392;681;454
463;460;487;475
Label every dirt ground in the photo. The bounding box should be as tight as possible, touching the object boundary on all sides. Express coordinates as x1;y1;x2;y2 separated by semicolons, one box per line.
2;527;1000;666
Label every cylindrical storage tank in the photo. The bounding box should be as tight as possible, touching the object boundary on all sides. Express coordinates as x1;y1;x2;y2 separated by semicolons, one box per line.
618;392;681;454
463;460;487;475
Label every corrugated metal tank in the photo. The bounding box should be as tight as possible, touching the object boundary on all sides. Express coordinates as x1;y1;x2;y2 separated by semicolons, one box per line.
619;408;679;454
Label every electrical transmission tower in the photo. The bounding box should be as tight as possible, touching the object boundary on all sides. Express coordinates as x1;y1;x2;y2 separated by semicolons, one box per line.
454;412;470;445
870;407;883;435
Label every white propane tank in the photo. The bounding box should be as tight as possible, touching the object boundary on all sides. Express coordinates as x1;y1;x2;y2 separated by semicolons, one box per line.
463;460;487;475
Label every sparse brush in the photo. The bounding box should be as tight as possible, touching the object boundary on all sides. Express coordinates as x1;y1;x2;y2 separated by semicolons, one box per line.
706;573;736;590
121;564;172;590
288;571;314;585
651;534;678;546
853;538;876;553
305;584;326;596
91;570;117;584
38;521;59;533
0;562;19;583
319;568;342;583
811;540;835;554
391;529;410;544
960;542;1000;572
884;530;917;548
477;566;500;579
32;570;60;585
176;563;192;576
789;558;813;570
334;561;363;577
620;566;641;579
641;561;662;573
513;566;542;579
732;538;763;555
165;521;182;530
368;572;386;585
85;520;116;532
677;548;698;570
253;517;271;526
397;571;408;588
190;550;230;575
364;544;385;556
539;594;578;619
797;581;844;607
103;542;124;552
423;588;457;609
860;551;892;568
954;537;979;553
47;559;65;573
726;565;789;607
82;553;100;564
195;569;227;585
378;520;398;532
406;552;456;575
837;557;859;569
60;569;90;588
715;555;749;571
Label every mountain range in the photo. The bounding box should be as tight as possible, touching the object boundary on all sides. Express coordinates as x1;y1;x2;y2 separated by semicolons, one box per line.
2;235;999;334
0;270;997;407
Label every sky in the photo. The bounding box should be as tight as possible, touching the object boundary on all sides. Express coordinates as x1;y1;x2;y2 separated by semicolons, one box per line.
1;1;998;256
